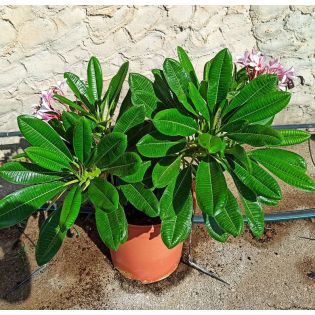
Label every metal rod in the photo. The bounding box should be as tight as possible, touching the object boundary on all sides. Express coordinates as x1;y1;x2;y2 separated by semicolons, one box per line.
1;123;314;138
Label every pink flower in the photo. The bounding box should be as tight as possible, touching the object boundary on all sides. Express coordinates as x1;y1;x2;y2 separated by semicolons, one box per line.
237;49;295;90
33;81;67;122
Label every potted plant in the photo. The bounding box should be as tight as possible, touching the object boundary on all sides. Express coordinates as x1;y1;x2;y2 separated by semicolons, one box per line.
0;57;145;265
0;49;314;284
114;47;315;282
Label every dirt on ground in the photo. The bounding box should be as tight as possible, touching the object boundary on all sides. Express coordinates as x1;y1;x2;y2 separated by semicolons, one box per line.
0;137;314;309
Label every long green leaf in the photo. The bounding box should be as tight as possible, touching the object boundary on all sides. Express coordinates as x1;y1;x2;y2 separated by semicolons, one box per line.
152;68;175;106
250;150;315;191
153;108;198;137
214;190;243;237
25;147;72;172
59;185;82;230
103;152;141;177
103;61;129;115
93;132;127;166
0;162;63;185
207;48;233;113
64;72;94;107
203;214;229;242
88;178;119;211
224;74;278;116
229;158;282;200
228;91;291;123
152;155;181;188
129;73;158;117
177;46;199;87
87;56;103;101
18;115;72;160
195;157;227;216
114;105;145;133
53;95;89;114
136;131;186;158
0;181;65;229
120;183;159;217
121;160;151;184
95;205;128;251
73;117;92;163
36;208;67;265
241;197;264;238
227;124;283;146
272;129;311;146
188;82;210;121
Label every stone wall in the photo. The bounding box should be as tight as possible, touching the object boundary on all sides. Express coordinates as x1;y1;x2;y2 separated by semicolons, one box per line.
0;5;314;131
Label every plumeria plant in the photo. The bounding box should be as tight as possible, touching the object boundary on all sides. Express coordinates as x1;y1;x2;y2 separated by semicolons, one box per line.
0;57;145;265
129;47;315;248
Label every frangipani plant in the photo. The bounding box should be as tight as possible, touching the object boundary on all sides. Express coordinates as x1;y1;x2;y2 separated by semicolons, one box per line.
129;47;315;247
0;57;144;265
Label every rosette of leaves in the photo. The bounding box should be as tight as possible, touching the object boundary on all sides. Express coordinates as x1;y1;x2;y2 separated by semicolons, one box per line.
0;57;143;265
131;47;315;248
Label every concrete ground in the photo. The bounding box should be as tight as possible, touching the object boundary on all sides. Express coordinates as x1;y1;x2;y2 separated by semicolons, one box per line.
0;137;314;309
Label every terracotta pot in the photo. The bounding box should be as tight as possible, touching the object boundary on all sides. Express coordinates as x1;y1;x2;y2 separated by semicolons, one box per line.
110;223;183;283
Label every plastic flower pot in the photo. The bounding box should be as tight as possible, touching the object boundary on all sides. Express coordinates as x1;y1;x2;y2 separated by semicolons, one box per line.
110;223;183;283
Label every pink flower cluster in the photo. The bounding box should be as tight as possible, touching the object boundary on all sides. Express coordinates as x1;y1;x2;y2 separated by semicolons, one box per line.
33;81;68;121
237;49;295;90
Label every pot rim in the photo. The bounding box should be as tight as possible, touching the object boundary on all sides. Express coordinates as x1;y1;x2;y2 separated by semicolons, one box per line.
127;222;161;229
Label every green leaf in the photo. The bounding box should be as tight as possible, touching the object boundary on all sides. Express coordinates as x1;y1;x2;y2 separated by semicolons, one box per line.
207;48;233;113
129;73;158;117
227;124;283;147
18;115;72;160
152;156;181;188
93;132;127;166
64;72;94;107
214;190;243;237
121;160;151;184
198;134;225;154
103;152;141;177
87;56;103;101
59;185;82;230
36;208;67;265
229;158;282;200
103;61;129;115
152;68;175;106
0;162;63;185
88;178;119;211
25;147;72;172
136;131;186;158
62;111;80;131
225;145;252;173
0;181;65;229
163;58;190;101
224;74;278;116
177;46;199;87
153;108;198;137
250;149;315;192
120;183;159;217
203;60;212;81
272;129;311;146
241;197;264;238
228;91;291;124
53;95;88;114
195;157;227;216
188;82;210;121
250;148;307;171
73;117;92;163
114;105;145;133
95;205;128;251
160;172;193;248
203;214;229;242
160;166;192;219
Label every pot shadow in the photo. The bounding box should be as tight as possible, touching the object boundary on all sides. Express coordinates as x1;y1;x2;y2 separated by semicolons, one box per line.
0;220;32;303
